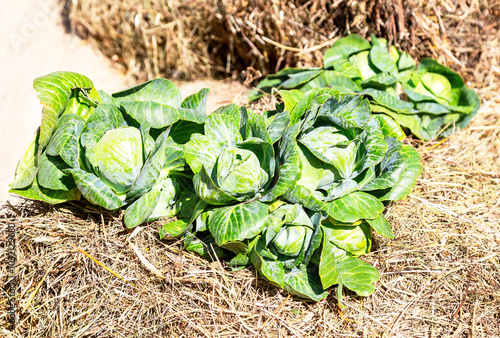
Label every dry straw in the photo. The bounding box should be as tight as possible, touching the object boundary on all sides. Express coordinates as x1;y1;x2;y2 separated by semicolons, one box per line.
68;0;499;86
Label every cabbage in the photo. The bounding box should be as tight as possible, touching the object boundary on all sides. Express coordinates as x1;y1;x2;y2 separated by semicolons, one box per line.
197;89;420;301
11;72;423;304
10;71;209;228
421;73;452;102
92;127;144;194
250;34;480;140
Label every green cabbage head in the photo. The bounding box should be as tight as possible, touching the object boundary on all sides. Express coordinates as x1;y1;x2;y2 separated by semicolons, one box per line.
246;204;380;302
184;104;277;206
250;34;480;140
10;72;210;229
279;88;421;231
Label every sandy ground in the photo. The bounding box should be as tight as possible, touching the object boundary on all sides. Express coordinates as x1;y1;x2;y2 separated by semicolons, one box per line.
0;0;246;204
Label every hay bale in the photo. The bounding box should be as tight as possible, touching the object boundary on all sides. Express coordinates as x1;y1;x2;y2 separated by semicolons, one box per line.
68;0;340;81
68;0;499;86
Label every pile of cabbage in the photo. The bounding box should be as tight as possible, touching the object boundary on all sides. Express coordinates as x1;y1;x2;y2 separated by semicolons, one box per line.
10;72;208;225
11;72;421;302
249;34;480;140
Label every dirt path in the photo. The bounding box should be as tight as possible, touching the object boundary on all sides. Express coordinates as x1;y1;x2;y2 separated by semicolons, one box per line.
0;0;246;203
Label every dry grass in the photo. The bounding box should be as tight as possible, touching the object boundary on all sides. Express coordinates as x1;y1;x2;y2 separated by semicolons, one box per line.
1;88;499;337
67;0;499;87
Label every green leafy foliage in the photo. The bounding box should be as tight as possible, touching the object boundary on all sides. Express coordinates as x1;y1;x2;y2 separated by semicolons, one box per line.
221;89;420;301
10;72;206;229
184;107;276;206
250;34;480;140
177;89;420;301
12;73;422;304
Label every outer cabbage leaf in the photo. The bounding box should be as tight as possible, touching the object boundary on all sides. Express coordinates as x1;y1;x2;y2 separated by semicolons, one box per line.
280;70;323;89
112;78;182;107
324;34;371;68
65;168;124;210
359;88;414;112
124;176;178;228
322;221;372;256
329;59;362;79
283;265;328;301
120;101;179;128
10;130;40;189
33;72;96;148
361;137;407;191
366;213;394;238
318;232;380;298
369;45;397;73
301;71;362;92
327;191;384;223
9;176;80;204
376;145;422;201
374;114;406;141
46;114;85;168
260;124;301;202
207;201;269;246
317;94;371;129
350;51;378;80
398;51;416;71
266;111;291;144
181;88;209;113
183;133;222;175
193;166;240;205
127;131;178;199
37;153;74;191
